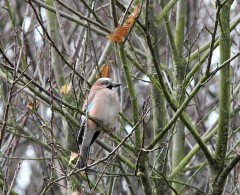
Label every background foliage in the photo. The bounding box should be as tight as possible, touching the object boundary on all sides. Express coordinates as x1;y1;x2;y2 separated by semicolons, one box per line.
0;0;240;194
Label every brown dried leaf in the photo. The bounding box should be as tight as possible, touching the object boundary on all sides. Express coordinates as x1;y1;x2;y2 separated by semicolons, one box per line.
107;27;126;42
60;83;71;94
72;191;81;195
129;4;139;20
80;170;86;175
107;4;139;42
97;64;109;78
27;101;35;110
68;152;79;165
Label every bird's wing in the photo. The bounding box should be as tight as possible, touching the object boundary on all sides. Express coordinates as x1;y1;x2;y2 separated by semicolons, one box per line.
86;99;101;145
90;131;101;146
86;100;94;112
77;115;86;145
78;96;102;168
78;114;90;168
78;113;101;146
78;94;94;145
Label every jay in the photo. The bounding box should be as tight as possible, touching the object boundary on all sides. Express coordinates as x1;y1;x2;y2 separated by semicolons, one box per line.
78;78;121;168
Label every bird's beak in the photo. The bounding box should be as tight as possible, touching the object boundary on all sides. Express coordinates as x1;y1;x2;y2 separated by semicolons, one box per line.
112;83;121;88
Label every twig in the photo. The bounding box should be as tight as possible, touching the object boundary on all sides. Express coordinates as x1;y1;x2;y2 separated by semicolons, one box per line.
41;107;150;190
92;153;117;191
28;0;88;84
54;2;71;57
0;47;23;148
7;161;22;195
134;97;150;176
55;0;109;33
205;1;222;73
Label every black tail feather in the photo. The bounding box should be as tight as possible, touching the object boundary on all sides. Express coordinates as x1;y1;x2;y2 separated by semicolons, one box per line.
80;145;90;168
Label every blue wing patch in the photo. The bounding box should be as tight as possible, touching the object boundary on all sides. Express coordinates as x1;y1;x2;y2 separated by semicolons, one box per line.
87;100;94;112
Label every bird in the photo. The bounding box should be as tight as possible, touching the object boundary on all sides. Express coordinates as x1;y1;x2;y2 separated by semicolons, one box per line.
78;78;121;168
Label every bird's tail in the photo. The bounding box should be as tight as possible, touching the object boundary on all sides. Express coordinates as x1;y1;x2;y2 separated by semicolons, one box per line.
80;145;90;168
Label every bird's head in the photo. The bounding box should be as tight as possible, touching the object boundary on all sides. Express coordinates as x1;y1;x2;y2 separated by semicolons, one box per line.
93;78;121;90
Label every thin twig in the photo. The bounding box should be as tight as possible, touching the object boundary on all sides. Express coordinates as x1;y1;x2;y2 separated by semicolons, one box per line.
7;161;22;195
0;47;23;148
41;107;150;190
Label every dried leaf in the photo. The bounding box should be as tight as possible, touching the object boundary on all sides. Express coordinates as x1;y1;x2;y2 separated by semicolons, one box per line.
72;191;81;195
107;4;139;42
68;152;79;165
60;83;71;94
80;170;86;175
129;4;139;20
107;26;129;42
96;64;109;78
27;101;35;110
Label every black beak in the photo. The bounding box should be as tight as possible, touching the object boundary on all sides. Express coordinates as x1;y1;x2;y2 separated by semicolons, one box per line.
112;83;121;88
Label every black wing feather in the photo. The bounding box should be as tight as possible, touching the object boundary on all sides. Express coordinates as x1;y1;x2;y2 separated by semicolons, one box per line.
90;131;101;146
